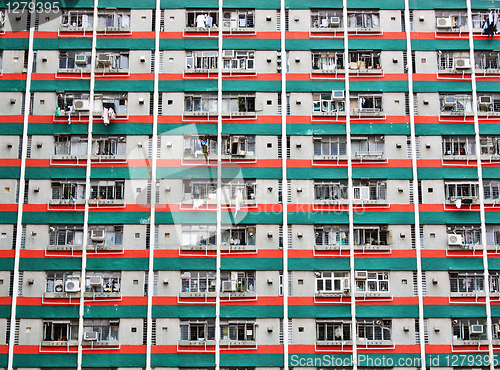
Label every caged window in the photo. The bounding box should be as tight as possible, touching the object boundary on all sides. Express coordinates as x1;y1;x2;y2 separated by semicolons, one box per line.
317;320;351;341
221;271;255;292
452;319;487;341
180;319;215;341
352;226;390;246
181;271;217;293
90;180;124;200
313;93;345;113
54;135;88;156
49;225;84;246
314;181;348;201
312;51;344;71
315;226;349;246
220;320;256;341
310;10;343;28
357;319;391;341
481;137;500;155
186;10;218;28
450;272;484;293
85;271;121;293
222;50;255;71
186;51;218;70
313;136;347;156
347;11;380;29
46;271;81;293
43;319;79;342
316;271;349;293
442;136;475;156
51;180;86;201
355;271;389;292
83;319;119;342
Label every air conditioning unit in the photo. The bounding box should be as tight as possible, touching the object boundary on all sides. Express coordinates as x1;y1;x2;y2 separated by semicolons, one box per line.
89;276;102;286
355;270;367;279
97;53;112;65
454;58;471;69
83;331;99;340
75;54;87;65
222;280;237;292
447;233;463;246
343;278;350;291
65;278;80;292
444;96;456;107
90;230;105;242
332;90;344;100
330;17;340;26
54;279;64;292
479;96;492;106
73;99;90;111
436;17;452;28
223;50;233;59
470;324;484;334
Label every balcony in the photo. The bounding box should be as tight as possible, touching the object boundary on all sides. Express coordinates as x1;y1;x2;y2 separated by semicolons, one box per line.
444;181;479;208
477;94;500;117
351;136;385;161
220;271;256;298
313;136;347;160
446;226;481;251
316;321;352;346
179;319;215;346
350;94;383;117
59;10;131;34
475;51;500;75
437;52;472;75
314;181;348;205
220;320;256;346
183;135;255;160
310;10;343;32
352;181;388;205
50;181;86;205
452;319;488;346
442;136;476;160
311;51;344;73
88;180;125;206
348;51;382;75
435;12;468;33
346;11;381;33
221;10;255;33
480;137;500;160
180;271;216;298
312;92;346;117
184;10;218;32
182;180;256;208
439;94;473;117
314;226;349;251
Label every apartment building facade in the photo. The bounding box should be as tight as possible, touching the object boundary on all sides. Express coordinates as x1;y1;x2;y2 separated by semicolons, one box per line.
0;0;499;370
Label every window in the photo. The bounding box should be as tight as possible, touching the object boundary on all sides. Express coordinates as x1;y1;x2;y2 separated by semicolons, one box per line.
486;227;500;246
59;51;92;70
96;92;128;114
316;320;351;341
186;51;218;70
180;319;215;341
57;92;128;114
181;271;216;293
54;135;88;156
91;137;126;156
357;319;391;341
475;51;500;70
477;94;500;113
351;136;385;156
222;94;257;113
313;136;347;156
310;10;343;28
445;182;479;201
222;10;254;29
313;93;345;113
221;271;255;292
315;271;349;293
49;225;84;246
315;226;349;246
57;93;90;113
452;319;487;341
220;320;256;341
480;137;500;155
97;10;130;29
184;135;255;157
60;10;94;28
348;51;381;70
447;226;481;246
46;271;81;293
490;272;500;292
312;51;344;71
442;136;475;156
184;93;218;113
439;94;473;114
88;225;123;246
186;10;218;28
43;319;79;342
435;10;468;30
183;180;256;204
182;225;216;246
351;94;383;114
51;180;86;201
90;180;124;200
355;271;389;292
222;50;255;71
314;181;348;201
352;180;387;201
450;272;484;293
83;319;119;341
437;51;470;71
85;271;120;293
347;11;380;29
95;51;129;70
353;227;390;246
221;226;256;246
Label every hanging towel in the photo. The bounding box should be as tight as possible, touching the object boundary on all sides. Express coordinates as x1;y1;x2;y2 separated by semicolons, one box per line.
196;14;205;28
455;198;462;209
103;107;109;125
193;198;204;209
56;104;60;117
67;105;73;125
108;107;116;120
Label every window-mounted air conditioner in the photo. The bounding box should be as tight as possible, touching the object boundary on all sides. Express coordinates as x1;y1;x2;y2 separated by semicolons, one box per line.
65;278;80;292
330;17;340;26
90;229;105;242
75;54;87;65
223;50;233;59
444;97;456;107
355;270;367;279
83;331;99;340
447;233;463;246
97;53;112;65
89;276;103;286
479;96;492;106
332;90;344;100
73;99;90;111
222;280;237;292
436;17;452;28
470;324;484;334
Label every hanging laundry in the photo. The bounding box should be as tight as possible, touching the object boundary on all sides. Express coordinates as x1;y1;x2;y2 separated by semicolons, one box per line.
206;15;213;28
455;198;462;209
103;107;109;125
108;107;116;120
67;105;73;125
196;13;206;28
193;198;204;209
56;104;60;117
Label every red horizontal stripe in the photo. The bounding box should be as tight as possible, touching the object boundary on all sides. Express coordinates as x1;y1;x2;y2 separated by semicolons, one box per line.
157;115;281;123
287;73;409;81
285;31;405;39
160;73;281;81
28;115;153;123
288;249;416;258
17;296;147;305
161;31;280;39
153;249;282;258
